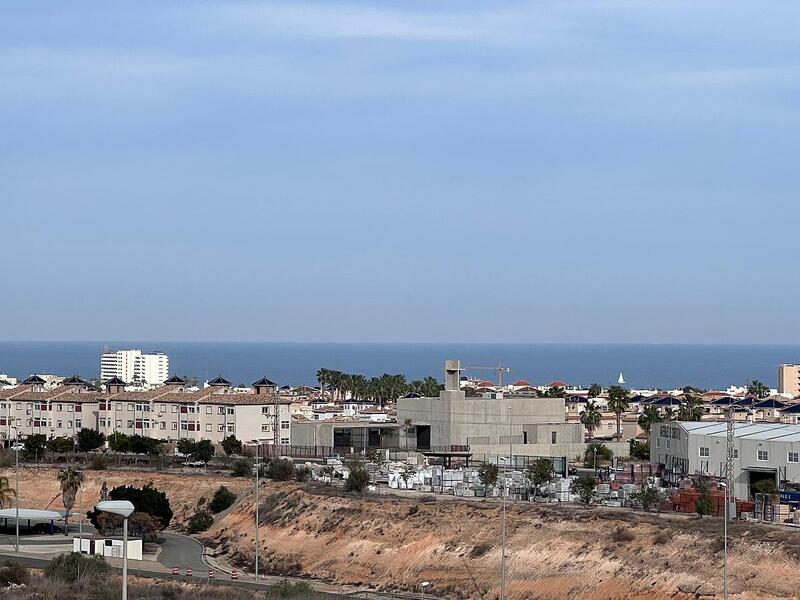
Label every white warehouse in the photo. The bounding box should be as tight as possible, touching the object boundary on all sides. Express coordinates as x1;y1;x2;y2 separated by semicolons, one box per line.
651;421;800;500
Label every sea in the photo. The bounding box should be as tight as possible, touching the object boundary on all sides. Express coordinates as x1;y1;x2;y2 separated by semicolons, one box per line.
0;342;798;391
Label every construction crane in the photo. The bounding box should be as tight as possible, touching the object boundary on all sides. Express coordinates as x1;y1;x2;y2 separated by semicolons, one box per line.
463;363;511;387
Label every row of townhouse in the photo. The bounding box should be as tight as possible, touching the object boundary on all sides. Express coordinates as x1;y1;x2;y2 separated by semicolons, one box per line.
0;374;292;445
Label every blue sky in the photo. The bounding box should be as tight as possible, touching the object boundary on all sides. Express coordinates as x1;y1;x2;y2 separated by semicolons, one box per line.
2;1;799;343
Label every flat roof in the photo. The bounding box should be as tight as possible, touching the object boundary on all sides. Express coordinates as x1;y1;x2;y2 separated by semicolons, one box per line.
0;508;61;521
679;421;800;442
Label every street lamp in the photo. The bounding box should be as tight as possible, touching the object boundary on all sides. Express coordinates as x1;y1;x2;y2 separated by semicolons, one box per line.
95;500;135;600
419;581;430;600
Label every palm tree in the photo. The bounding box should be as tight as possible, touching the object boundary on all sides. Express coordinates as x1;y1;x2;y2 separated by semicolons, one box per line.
580;400;602;440
637;405;663;435
678;394;705;421
606;385;630;441
0;476;15;508
663;407;676;421
316;368;329;401
587;383;602;398
747;380;770;399
403;418;413;451
57;467;84;536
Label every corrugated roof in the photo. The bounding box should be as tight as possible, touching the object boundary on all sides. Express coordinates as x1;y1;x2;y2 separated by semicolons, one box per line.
680;421;800;442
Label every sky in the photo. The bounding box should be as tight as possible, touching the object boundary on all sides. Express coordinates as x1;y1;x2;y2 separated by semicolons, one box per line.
1;1;799;343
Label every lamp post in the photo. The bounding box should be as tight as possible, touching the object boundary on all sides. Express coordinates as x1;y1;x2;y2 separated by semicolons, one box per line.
11;426;21;554
95;500;135;600
419;581;430;600
254;441;263;584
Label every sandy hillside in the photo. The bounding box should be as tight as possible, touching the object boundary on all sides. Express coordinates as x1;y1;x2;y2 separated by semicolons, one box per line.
205;482;800;600
0;466;251;529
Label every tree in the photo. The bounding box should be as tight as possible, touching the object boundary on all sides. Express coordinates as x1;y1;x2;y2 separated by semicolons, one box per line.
587;384;602;398
677;394;705;421
525;458;552;499
345;459;370;493
22;434;46;461
399;463;416;491
57;467;84;536
230;458;253;477
188;510;214;534
107;432;130;452
629;440;650;461
579;400;602;440
570;473;596;504
266;457;295;481
128;512;163;540
747;380;770;399
695;477;714;517
366;448;386;469
76;428;105;452
544;386;565;398
606;385;630;441
221;435;242;456
0;476;15;508
584;442;613;467
191;439;214;463
47;437;75;453
638;405;663;435
631;483;663;511
209;486;236;513
88;483;173;530
478;463;499;490
176;438;195;457
127;435;162;455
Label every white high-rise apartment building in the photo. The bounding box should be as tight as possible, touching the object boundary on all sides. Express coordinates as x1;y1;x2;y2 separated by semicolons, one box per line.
100;349;169;385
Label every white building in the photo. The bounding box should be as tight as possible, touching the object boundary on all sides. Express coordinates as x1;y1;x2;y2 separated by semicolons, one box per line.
100;349;169;385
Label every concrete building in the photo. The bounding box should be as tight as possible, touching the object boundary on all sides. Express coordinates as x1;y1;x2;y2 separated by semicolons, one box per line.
650;421;800;500
778;364;800;397
291;420;400;452
100;349;169;386
397;360;628;459
0;374;291;445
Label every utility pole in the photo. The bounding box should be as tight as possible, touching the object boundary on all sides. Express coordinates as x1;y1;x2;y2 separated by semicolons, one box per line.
501;405;511;600
723;407;735;600
272;388;280;447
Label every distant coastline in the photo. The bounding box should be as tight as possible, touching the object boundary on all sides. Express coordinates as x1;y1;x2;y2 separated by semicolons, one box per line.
0;341;798;391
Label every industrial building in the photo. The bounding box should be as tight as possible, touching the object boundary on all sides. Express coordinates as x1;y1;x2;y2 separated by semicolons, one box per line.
397;360;629;459
651;421;800;500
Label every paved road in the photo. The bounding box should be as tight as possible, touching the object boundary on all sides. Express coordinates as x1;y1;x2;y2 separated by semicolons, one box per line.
158;532;209;574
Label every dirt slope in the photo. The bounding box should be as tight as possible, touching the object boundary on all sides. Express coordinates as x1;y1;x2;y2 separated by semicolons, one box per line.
0;466;251;529
205;482;800;600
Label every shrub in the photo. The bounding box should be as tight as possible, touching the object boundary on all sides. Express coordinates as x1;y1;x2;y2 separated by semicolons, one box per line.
632;484;664;511
294;466;311;482
0;562;29;586
76;428;105;452
45;553;110;583
470;543;492;558
570;473;596;504
345;459;370;493
478;463;499;487
266;458;295;481
88;483;173;530
266;579;315;599
653;531;669;545
583;442;613;468
47;436;75;453
695;477;714;518
230;458;253;477
89;454;110;470
221;435;243;456
187;510;214;534
208;486;236;513
23;434;47;460
629;440;650;461
611;527;635;543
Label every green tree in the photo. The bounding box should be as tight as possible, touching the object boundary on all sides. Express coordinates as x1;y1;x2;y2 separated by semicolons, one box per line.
47;437;75;453
107;432;130;452
266;457;295;481
584;442;613;467
606;385;630;441
677;394;705;421
747;380;770;399
637;405;663;435
187;510;214;534
176;438;195;457
76;428;105;452
478;463;499;489
230;458;253;477
695;477;714;517
345;459;370;493
631;483;663;511
0;476;16;508
587;383;602;398
209;486;236;513
525;458;553;499
88;483;173;530
127;435;162;455
23;434;47;460
221;435;242;456
399;463;416;491
57;468;84;536
191;439;214;463
579;400;602;440
629;440;650;460
570;473;596;504
544;386;565;398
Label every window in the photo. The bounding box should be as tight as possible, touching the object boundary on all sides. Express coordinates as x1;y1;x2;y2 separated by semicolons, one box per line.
262;424;269;432
789;452;799;463
227;407;234;415
98;419;105;427
57;404;63;412
75;419;81;428
227;424;234;432
205;406;212;414
699;447;710;457
281;421;290;430
74;404;81;413
57;420;62;428
280;438;289;444
218;425;225;432
205;424;212;432
758;449;769;461
733;449;739;459
159;404;166;413
127;404;134;411
67;405;74;413
262;407;270;415
218;407;225;415
172;405;178;413
15;404;21;410
116;403;122;411
67;421;72;429
551;431;557;444
127;420;134;428
172;423;178;430
116;420;122;428
160;422;166;430
656;438;661;448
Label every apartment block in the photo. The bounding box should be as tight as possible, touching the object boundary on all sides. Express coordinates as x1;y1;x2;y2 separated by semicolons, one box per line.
0;374;290;445
100;349;169;386
778;364;800;397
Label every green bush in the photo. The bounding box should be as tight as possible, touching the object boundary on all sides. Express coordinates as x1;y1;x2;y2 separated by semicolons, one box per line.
45;553;110;583
266;458;295;481
266;579;315;599
208;486;236;513
345;459;370;493
583;442;613;467
187;510;214;534
89;454;110;470
570;473;596;504
230;458;253;477
0;562;29;586
47;437;75;453
76;428;105;452
221;435;243;456
295;466;311;482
